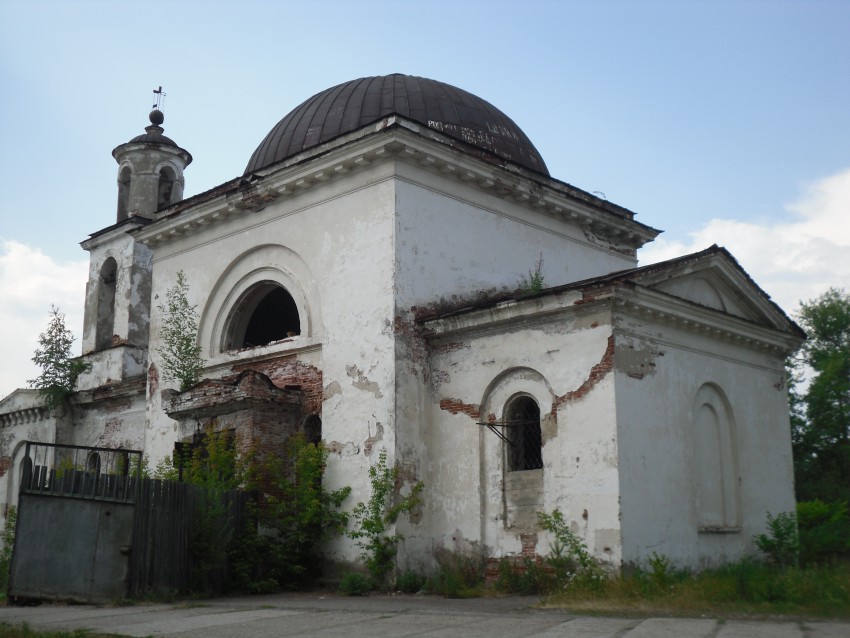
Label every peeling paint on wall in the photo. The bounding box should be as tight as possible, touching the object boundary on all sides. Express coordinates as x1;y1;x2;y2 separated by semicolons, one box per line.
430;369;450;391
345;365;384;398
551;334;615;416
325;441;360;457
616;341;663;380
323;380;342;399
364;421;384;456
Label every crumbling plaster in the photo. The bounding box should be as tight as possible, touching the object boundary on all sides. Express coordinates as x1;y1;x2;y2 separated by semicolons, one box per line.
414;298;622;569
388;158;648;569
81;227;153;356
137;160;400;565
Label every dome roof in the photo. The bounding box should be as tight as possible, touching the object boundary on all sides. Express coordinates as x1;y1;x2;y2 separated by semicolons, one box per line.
244;74;548;175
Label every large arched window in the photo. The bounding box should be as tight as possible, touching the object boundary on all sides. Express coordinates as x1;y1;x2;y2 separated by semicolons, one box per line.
95;257;117;350
693;383;740;530
505;395;543;471
224;282;300;350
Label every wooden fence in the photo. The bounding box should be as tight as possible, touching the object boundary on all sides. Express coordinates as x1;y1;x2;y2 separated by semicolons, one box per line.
128;479;251;597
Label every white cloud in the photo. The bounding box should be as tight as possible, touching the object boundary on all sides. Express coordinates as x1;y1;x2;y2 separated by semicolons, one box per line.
639;167;850;315
0;240;87;399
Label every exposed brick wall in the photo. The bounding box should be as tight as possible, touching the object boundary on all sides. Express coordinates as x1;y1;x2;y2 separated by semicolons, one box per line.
393;315;429;375
232;356;323;415
550;334;615;418
520;532;539;557
439;398;480;419
166;370;305;460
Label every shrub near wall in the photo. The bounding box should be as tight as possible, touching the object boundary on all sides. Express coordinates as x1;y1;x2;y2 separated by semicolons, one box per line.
797;500;850;566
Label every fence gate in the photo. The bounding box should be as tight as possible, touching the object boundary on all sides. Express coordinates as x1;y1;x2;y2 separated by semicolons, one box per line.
8;442;141;604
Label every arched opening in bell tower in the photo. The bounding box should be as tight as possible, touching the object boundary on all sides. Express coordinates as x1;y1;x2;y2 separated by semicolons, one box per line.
157;166;176;210
116;166;131;221
95;258;118;350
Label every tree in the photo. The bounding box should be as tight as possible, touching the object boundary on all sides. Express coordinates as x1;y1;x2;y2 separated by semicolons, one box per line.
790;288;850;502
28;306;91;411
157;270;205;392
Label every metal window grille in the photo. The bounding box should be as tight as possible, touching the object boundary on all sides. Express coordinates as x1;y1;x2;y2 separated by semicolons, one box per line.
507;397;543;471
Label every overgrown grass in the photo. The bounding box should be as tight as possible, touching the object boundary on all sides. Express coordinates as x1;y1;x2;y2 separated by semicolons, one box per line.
542;560;850;618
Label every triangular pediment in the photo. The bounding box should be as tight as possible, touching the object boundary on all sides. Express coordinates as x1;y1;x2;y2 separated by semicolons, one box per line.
630;246;802;335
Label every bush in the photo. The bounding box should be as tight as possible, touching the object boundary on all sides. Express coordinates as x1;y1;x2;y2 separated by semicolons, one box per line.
494;557;554;595
338;572;371;596
797;500;850;566
348;449;423;589
395;570;424;593
538;509;605;590
753;511;799;568
426;552;483;598
154;429;350;594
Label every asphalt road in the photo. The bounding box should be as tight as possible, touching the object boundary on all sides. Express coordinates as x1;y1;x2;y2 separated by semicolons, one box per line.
0;593;847;637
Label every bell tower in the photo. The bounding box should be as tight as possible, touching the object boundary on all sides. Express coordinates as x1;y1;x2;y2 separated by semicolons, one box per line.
112;107;192;221
78;97;192;389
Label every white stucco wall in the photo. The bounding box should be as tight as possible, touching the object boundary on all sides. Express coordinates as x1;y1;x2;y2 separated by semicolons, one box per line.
390;161;641;568
613;305;796;569
393;167;638;309
415;299;623;568
139;160;402;564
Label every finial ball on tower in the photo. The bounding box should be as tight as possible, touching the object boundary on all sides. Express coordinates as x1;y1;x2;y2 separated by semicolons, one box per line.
149;109;165;126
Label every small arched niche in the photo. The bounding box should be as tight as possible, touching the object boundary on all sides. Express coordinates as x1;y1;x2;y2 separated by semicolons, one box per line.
692;383;740;530
223;281;301;351
95;257;118;350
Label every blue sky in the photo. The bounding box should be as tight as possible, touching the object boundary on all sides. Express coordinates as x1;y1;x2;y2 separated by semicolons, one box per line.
1;0;849;396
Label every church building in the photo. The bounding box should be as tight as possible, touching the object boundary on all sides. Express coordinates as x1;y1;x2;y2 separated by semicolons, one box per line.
0;75;803;571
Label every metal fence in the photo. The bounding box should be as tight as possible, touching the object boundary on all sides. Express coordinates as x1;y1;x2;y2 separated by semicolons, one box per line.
19;441;143;503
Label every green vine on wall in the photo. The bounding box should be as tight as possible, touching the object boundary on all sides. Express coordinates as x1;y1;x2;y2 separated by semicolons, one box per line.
348;449;423;588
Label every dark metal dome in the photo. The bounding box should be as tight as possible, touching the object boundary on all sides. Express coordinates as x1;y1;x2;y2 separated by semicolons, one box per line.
244;74;548;175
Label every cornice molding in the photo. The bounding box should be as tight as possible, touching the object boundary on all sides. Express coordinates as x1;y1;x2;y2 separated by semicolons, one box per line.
133;120;658;251
423;283;801;357
0;406;49;428
612;286;802;355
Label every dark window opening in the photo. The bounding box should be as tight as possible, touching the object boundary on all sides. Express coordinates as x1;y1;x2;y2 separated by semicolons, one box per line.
95;258;118;350
157;167;176;210
229;283;301;350
506;396;543;471
86;452;101;474
303;415;322;446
